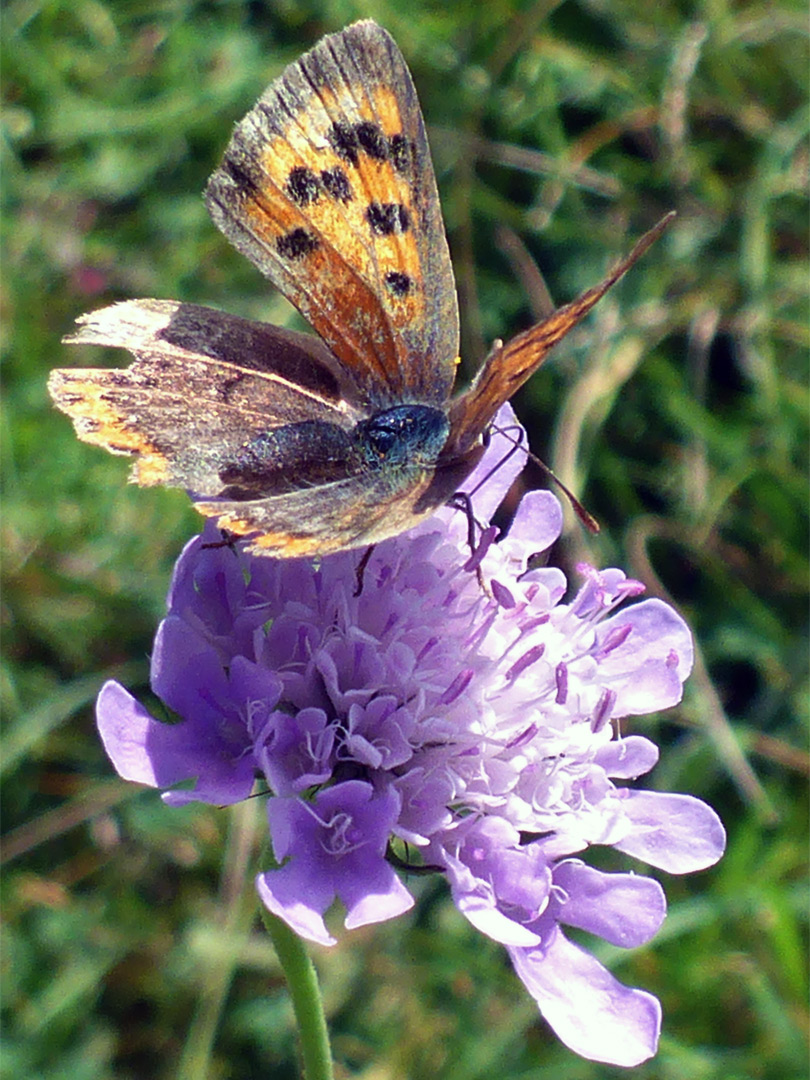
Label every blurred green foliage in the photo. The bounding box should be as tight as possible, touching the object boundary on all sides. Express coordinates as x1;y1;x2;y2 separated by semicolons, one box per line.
2;1;807;1077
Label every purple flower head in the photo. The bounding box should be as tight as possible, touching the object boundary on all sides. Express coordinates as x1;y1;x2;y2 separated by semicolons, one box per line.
97;404;725;1066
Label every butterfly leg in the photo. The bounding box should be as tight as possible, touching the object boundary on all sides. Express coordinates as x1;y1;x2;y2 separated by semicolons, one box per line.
446;491;492;592
353;544;376;597
202;527;242;553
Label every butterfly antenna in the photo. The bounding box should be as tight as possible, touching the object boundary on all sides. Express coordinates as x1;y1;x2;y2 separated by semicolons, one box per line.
464;423;526;499
489;423;601;534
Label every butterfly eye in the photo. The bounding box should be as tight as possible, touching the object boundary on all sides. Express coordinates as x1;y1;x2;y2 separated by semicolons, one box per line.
355;405;450;467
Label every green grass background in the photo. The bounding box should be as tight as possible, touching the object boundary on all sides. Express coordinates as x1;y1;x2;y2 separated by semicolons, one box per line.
3;1;807;1077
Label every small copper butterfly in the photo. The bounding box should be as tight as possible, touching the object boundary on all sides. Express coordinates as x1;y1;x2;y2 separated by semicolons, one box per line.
49;20;673;557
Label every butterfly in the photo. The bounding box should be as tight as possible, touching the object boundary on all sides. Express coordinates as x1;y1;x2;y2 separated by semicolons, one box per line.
48;20;673;558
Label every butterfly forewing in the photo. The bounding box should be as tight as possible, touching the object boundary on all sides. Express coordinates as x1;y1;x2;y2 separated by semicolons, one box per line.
205;20;459;410
444;213;676;458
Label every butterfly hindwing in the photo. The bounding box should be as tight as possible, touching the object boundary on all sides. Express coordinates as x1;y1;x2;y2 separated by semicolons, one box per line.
194;465;445;559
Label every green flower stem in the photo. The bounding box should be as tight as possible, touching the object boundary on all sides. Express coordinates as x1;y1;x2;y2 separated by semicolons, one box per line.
260;906;334;1080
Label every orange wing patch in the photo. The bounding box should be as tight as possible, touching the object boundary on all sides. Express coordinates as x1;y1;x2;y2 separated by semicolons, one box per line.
47;369;170;485
214;99;425;394
203;513;319;558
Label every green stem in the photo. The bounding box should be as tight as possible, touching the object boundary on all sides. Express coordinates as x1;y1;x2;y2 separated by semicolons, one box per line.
260;907;334;1080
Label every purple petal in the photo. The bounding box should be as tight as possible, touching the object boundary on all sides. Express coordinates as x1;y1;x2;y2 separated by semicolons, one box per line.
457;893;543;947
393;767;455;843
596;599;694;713
226;655;284;737
505;489;564;553
520;565;568;605
167;528;241;617
341;859;414;930
257;707;335;795
257;782;413;944
257;796;345;946
150;615;230;719
612;661;687;716
553;860;666;946
594;736;659;779
256;865;338;947
96;680;255;805
458;403;526;519
509;928;661;1066
441;818;551;946
96;681;172;787
614;790;727;872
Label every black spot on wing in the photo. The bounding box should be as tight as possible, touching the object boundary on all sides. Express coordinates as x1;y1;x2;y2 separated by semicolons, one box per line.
366;202;411;236
320;167;353;202
327;121;411;173
277;228;319;259
389;134;413;173
329;121;359;165
355;121;388;160
385;271;412;296
286;166;321;206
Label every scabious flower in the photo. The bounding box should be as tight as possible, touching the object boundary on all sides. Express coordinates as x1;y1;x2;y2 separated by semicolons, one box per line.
97;405;725;1067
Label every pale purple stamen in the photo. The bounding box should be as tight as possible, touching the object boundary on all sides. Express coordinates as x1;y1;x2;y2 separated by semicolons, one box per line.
505;644;545;682
520;614;551;635
594;623;633;659
591;688;617;732
505;723;539;750
439;669;475;705
417;637;440;663
491;579;516;608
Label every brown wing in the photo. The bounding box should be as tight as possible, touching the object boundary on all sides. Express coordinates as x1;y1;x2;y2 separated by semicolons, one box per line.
444;213;676;459
50;299;365;493
205;20;459;409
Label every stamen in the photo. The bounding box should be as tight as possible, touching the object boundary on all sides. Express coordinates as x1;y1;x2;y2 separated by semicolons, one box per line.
439;669;474;705
491;579;516;608
591;688;616;732
594;623;633;659
505;644;545;682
